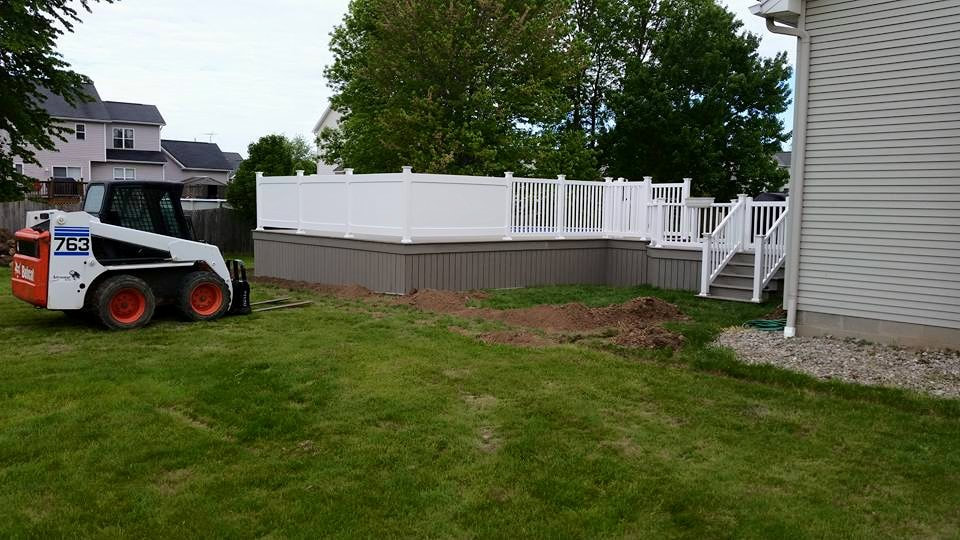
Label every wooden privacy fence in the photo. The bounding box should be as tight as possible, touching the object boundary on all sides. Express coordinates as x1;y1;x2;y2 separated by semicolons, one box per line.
0;200;80;232
1;201;252;255
186;208;254;254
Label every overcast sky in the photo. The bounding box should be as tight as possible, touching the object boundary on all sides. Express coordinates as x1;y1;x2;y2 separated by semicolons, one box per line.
57;0;797;157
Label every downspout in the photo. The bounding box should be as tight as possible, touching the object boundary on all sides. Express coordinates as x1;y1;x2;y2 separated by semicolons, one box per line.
763;8;809;339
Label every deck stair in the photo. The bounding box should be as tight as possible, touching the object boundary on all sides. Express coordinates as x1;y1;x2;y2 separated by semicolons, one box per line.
706;253;784;303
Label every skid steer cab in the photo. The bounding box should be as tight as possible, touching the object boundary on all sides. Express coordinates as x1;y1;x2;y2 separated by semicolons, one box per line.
11;180;251;330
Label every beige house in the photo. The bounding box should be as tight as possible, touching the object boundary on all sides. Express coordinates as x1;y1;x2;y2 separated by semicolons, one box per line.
752;0;959;347
312;105;343;175
16;82;239;199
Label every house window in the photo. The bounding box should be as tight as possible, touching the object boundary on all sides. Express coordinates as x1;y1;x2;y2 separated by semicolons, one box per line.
112;128;134;149
14;163;23;175
75;123;86;140
52;166;82;180
113;167;135;181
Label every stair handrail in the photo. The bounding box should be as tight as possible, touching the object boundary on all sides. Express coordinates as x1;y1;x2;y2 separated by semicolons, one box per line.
751;207;789;302
699;195;747;297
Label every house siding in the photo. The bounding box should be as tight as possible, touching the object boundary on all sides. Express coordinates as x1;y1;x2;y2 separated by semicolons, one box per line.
20;120;106;181
798;0;960;332
106;123;161;152
91;162;165;182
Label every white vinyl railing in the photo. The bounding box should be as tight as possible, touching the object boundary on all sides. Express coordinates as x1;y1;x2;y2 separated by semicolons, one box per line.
509;176;689;240
699;196;748;297
257;168;788;248
258;168;789;302
752;210;789;302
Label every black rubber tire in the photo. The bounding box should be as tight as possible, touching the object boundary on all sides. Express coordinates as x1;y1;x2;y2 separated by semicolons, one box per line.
177;271;231;322
93;274;156;330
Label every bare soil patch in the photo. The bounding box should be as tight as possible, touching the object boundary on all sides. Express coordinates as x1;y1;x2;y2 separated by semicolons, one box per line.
252;279;686;350
410;290;687;349
614;325;686;349
252;277;374;300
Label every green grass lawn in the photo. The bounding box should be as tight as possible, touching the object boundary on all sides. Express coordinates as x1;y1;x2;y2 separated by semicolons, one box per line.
1;267;958;538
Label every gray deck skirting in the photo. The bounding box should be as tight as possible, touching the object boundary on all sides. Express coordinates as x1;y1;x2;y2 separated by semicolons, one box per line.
254;230;702;294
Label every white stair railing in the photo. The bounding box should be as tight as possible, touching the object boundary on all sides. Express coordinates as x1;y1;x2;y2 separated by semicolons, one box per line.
699;195;748;297
752;206;789;302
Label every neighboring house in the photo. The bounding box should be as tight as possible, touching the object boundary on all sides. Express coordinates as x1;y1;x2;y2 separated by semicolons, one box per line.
19;83;167;183
752;0;959;347
162;140;234;199
223;152;244;179
312;105;343;174
16;82;239;198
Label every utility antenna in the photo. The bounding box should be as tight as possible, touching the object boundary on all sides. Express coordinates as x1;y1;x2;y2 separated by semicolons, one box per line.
202;132;217;142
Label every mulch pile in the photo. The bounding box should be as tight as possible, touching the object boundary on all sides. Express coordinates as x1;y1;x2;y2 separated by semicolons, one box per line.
0;229;15;268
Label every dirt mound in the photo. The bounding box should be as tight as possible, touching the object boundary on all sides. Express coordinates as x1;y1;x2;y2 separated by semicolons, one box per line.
399;289;685;335
402;289;487;312
613;325;685;350
252;277;373;299
0;229;14;268
495;297;686;333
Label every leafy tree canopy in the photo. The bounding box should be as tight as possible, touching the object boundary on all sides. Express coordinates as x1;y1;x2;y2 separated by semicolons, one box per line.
323;0;791;195
227;134;313;222
321;0;584;178
603;0;791;199
0;0;112;201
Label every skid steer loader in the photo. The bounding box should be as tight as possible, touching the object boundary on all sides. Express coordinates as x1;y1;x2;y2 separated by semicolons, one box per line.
10;180;252;329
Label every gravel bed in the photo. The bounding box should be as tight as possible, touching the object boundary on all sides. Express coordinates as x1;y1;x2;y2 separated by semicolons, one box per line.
715;327;960;399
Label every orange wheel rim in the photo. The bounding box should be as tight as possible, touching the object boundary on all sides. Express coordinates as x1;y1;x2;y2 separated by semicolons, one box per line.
109;288;146;324
190;283;223;316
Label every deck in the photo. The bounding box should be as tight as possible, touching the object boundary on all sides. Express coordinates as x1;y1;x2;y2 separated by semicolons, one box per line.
254;169;788;299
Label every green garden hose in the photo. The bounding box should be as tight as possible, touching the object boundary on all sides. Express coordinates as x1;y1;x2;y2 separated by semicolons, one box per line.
745;319;787;332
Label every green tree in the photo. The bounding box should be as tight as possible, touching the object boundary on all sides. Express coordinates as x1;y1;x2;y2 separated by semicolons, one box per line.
227;135;295;222
321;0;580;177
287;135;318;175
603;0;791;199
0;0;112;201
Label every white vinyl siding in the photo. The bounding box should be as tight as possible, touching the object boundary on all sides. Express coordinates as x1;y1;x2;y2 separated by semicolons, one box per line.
797;0;960;330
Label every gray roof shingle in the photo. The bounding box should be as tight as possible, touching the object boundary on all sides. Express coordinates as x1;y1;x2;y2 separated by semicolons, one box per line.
105;149;167;163
103;101;166;125
162;140;232;171
222;151;244;172
36;83;112;121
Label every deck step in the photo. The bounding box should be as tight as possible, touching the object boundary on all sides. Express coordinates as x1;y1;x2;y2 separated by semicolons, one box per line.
701;294;762;304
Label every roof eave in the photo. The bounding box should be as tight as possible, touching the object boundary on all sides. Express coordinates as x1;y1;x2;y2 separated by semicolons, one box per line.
750;0;801;26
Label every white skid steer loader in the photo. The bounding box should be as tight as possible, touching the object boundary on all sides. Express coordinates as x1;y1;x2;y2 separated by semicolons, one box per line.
10;180;252;329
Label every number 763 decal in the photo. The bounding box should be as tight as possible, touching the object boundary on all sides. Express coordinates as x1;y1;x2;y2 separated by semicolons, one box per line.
53;228;91;256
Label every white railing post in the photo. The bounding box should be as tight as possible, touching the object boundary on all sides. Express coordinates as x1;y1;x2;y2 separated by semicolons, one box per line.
295;170;306;234
401;166;414;243
652;197;665;248
616;177;627;238
602;177;613;238
739;194;752;250
680;177;692;241
344;168;355;238
752;237;765;302
640;176;652;239
700;233;712;296
555;174;566;239
255;171;264;231
503;172;514;240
